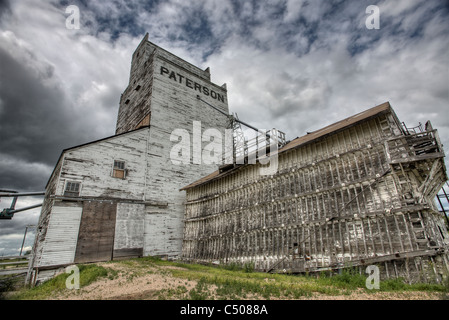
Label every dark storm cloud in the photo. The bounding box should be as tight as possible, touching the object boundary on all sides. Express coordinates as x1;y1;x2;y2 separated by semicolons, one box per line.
0;0;447;255
0;47;68;164
0;0;11;16
0;44;114;191
0;44;92;191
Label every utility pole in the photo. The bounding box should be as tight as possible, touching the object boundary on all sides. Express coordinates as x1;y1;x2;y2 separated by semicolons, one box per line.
20;225;36;256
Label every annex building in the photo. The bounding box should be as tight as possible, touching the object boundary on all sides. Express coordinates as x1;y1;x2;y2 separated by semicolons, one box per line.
181;103;449;283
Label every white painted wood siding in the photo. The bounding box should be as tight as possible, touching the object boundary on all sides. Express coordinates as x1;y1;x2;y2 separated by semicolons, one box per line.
144;213;167;256
57;129;149;201
114;203;145;251
37;205;82;267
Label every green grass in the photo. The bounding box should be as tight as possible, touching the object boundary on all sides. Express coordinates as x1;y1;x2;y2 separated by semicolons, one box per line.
144;259;448;300
5;257;448;300
9;264;115;300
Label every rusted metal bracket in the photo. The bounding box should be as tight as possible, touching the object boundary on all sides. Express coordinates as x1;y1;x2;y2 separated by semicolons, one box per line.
0;191;45;220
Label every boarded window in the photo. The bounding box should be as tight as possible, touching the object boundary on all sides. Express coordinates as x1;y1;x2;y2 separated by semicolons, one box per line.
64;181;80;197
113;160;126;179
135;113;151;130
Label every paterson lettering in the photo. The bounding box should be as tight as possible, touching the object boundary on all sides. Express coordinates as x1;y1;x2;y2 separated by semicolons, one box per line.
160;66;225;103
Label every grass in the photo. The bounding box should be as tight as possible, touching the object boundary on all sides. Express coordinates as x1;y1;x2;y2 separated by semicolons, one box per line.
4;257;448;300
126;257;448;300
8;264;116;300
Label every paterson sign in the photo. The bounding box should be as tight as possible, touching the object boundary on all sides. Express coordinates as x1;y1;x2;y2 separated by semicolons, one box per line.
160;66;226;103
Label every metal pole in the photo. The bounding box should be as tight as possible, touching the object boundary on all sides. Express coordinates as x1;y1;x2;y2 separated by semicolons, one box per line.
436;195;449;228
7;203;43;215
439;183;449;227
10;196;18;210
20;227;29;256
0;192;45;197
196;95;272;139
442;184;449;204
19;225;36;256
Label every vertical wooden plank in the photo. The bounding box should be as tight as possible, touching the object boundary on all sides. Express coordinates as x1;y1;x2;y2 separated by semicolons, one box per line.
75;201;117;264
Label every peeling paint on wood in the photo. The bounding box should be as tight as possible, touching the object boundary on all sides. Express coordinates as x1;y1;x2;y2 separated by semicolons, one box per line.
29;34;230;281
181;107;449;283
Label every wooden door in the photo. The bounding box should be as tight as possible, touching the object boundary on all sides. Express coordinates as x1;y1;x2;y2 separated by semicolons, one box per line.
74;201;117;263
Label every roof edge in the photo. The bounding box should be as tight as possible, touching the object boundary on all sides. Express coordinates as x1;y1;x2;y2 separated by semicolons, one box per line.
45;126;151;189
181;102;393;191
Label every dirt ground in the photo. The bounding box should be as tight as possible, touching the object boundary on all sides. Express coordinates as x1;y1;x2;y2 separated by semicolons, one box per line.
47;261;443;300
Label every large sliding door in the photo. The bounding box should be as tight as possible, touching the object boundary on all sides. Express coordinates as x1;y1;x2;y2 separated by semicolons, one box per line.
74;201;117;263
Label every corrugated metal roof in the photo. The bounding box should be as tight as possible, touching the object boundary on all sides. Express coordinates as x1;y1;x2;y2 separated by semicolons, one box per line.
181;102;392;191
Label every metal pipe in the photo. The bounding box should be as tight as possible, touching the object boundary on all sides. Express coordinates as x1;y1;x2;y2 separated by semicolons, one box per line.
0;192;45;197
196;95;272;139
196;95;228;117
439;183;449;227
10;196;18;210
0;190;17;193
19;225;35;256
436;195;449;227
441;184;449;202
20;227;29;256
6;203;43;215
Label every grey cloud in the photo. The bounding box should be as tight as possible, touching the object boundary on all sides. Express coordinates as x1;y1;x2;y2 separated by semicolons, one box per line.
0;0;10;16
0;0;447;255
0;47;76;165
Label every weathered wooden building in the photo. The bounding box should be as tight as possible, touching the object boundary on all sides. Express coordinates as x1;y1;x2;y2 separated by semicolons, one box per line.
27;33;448;285
28;34;229;283
181;102;449;283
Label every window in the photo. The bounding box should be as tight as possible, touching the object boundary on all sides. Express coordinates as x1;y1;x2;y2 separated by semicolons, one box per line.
135;85;141;91
113;160;126;179
64;181;80;197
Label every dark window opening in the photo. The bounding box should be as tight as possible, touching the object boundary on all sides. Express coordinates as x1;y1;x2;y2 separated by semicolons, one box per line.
64;181;80;197
113;160;126;179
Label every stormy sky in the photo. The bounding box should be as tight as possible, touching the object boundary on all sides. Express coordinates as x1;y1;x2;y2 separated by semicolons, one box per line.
0;0;448;256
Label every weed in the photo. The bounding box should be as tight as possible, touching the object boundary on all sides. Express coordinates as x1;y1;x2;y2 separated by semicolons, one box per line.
441;276;449;300
7;257;448;300
0;276;21;300
10;264;114;300
244;261;255;273
188;277;210;300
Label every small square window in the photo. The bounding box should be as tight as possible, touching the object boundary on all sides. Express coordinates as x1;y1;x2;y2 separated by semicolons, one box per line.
135;85;141;91
113;161;126;179
114;161;125;170
64;181;80;197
